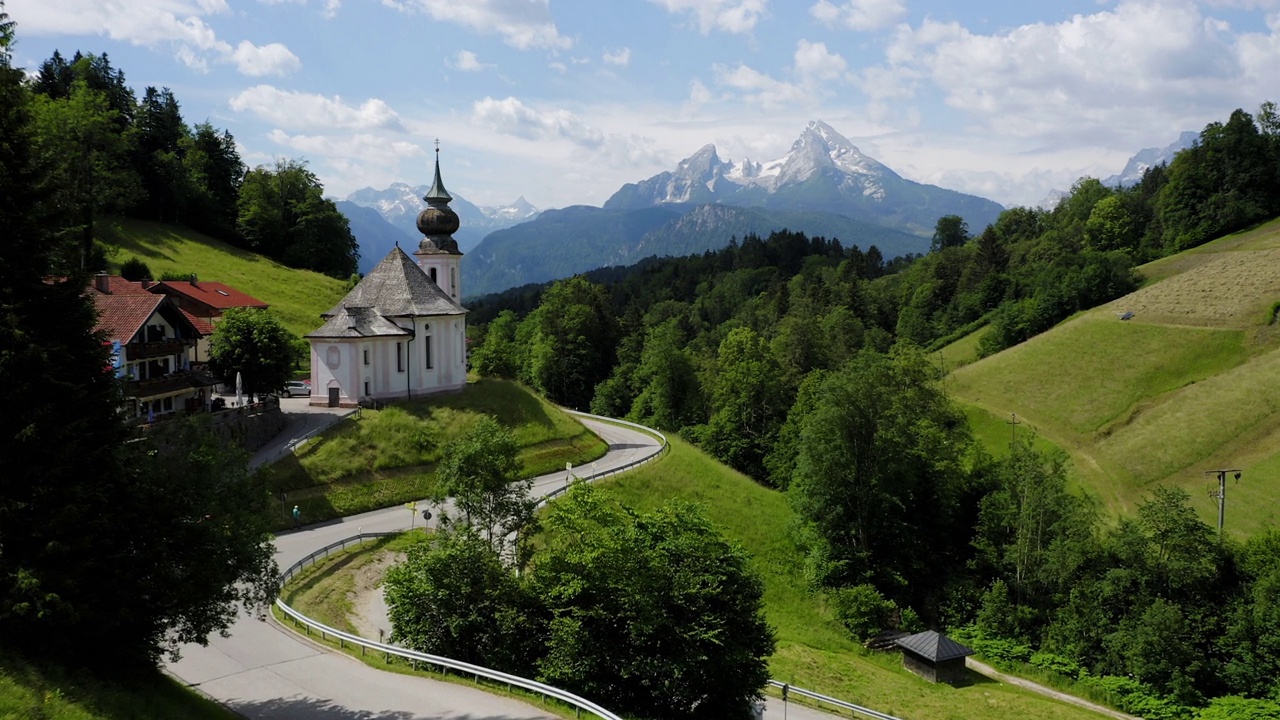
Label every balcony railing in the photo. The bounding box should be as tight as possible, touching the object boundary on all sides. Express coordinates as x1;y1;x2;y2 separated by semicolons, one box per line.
125;339;193;361
127;369;218;398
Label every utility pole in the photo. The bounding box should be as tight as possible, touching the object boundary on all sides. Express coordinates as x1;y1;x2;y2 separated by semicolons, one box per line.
1205;468;1242;537
1008;413;1021;450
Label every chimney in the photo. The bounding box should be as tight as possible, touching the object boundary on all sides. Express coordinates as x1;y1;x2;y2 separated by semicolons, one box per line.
94;272;110;294
189;273;198;287
140;279;151;290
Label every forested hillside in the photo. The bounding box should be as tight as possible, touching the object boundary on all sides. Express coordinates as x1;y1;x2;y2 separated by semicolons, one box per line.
26;48;358;280
467;102;1280;718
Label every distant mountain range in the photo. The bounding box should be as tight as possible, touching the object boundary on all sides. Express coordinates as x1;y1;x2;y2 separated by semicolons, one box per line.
463;120;1003;297
605;120;1004;235
340;183;539;273
1102;131;1198;187
1041;131;1200;209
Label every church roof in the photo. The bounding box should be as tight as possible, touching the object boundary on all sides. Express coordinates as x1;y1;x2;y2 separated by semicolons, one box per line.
894;631;974;663
306;306;413;339
321;247;466;319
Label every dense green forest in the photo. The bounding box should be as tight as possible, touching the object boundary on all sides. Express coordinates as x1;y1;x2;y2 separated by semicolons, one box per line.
0;6;278;677
467;103;1280;718
27;48;357;278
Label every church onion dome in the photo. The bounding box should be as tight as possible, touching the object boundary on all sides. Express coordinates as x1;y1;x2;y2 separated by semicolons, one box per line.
416;149;461;253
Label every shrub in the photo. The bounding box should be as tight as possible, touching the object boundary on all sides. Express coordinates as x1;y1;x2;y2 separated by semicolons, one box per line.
829;584;895;641
120;256;152;281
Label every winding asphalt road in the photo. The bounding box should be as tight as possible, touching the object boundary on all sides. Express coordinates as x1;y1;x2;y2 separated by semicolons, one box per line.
166;406;840;720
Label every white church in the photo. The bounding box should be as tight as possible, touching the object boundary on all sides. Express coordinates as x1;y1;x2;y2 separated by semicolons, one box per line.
307;153;468;407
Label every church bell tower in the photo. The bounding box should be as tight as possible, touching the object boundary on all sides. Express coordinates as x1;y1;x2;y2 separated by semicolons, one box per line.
413;142;463;300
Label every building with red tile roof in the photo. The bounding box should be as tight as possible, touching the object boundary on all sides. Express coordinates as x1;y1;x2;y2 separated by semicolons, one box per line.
90;289;216;421
149;276;268;315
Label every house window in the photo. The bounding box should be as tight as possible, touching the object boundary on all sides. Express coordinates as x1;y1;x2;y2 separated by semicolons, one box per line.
396;342;404;372
429;267;438;284
363;348;369;366
425;335;433;369
364;380;370;396
450;267;456;296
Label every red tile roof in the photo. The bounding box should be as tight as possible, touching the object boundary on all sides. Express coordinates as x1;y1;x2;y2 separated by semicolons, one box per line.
93;294;165;344
181;309;216;336
87;275;154;296
151;280;268;310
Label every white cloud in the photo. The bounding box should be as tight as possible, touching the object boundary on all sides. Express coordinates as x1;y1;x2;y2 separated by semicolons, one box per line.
872;1;1280;146
810;0;905;31
323;0;340;18
265;129;425;162
451;50;493;72
6;0;309;76
230;86;405;132
603;47;632;66
713;62;812;110
471;96;604;149
230;40;301;76
793;39;847;83
688;78;713;105
648;0;767;34
381;0;571;50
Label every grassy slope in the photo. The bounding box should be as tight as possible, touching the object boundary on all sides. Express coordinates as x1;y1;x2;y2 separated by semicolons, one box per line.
0;650;235;720
943;218;1280;533
99;218;348;338
602;437;1102;720
265;380;608;527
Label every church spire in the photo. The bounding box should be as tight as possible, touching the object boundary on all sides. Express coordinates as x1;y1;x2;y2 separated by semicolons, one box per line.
415;140;460;254
424;139;452;204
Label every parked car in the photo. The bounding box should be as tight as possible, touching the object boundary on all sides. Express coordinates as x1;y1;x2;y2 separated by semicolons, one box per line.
279;381;310;397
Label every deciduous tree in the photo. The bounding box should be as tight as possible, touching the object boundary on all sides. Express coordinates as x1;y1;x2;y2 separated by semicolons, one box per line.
208;307;295;399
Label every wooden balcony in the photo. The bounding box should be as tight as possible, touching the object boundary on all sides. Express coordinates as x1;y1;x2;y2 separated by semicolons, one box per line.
127;369;219;399
125;339;193;361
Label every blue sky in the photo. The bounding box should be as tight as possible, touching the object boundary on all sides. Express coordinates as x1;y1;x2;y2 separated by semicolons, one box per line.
7;0;1280;210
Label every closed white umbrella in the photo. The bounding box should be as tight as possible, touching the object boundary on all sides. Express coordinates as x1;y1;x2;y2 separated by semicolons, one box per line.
235;371;242;408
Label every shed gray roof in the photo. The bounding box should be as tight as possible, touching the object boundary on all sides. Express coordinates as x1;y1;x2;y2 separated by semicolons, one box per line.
306;306;413;339
322;247;466;319
894;631;973;663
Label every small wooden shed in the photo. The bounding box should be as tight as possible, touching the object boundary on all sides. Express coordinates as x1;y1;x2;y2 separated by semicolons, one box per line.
894;630;974;684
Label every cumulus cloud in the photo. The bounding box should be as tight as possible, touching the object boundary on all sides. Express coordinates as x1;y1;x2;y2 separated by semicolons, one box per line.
451;50;493;72
230;86;405;132
230;40;301;76
472;96;604;148
713;62;811;110
810;0;905;31
381;0;571;50
648;0;767;34
793;39;847;83
603;47;632;66
870;1;1280;144
8;0;304;75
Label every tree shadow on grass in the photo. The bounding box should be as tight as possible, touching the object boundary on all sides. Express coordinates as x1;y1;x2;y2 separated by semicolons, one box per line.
231;694;553;720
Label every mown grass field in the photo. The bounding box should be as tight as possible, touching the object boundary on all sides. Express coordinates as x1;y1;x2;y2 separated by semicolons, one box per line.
942;218;1280;532
0;649;236;720
99;218;347;338
263;380;607;528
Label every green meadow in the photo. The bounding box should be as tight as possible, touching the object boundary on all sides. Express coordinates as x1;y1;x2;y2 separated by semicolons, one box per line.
100;218;347;338
942;218;1280;532
263;379;608;527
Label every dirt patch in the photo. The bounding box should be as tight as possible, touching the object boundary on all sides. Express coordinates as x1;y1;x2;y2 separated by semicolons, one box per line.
1109;247;1280;329
347;550;403;642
